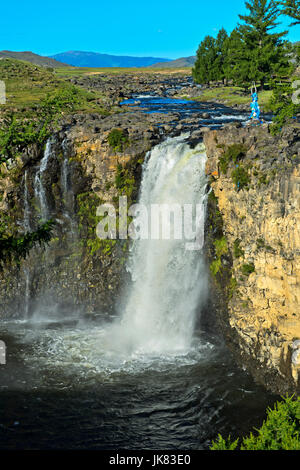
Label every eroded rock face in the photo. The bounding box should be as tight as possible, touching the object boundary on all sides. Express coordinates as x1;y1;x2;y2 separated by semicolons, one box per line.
0;112;164;317
204;123;300;394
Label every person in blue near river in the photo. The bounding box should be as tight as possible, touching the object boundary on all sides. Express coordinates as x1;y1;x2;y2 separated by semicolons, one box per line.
249;83;262;124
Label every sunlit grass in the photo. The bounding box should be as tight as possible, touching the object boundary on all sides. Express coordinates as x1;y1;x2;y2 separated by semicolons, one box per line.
190;86;272;110
0;58;107;113
55;66;192;78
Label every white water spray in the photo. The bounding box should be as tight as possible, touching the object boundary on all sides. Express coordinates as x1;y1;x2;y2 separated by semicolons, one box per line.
109;135;208;355
34;139;52;220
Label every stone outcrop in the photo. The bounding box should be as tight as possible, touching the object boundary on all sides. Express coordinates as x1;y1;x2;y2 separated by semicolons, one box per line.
0;112;165;317
204;122;300;394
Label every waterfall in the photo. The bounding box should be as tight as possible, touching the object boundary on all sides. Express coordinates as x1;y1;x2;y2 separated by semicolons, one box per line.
110;135;208;355
23;170;31;317
34;138;52;220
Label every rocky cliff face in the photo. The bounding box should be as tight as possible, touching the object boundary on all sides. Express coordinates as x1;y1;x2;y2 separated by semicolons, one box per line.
0;112;165;317
204;123;300;394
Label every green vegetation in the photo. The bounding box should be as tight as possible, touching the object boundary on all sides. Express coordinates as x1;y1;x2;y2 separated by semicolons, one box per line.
217;143;251;191
210;236;228;276
115;163;136;198
193;0;299;130
231;164;251;191
233;238;244;258
0;58;106;112
55;67;191;79
214;236;228;258
219;144;248;175
0;59;109;165
228;276;238;299
108;129;129;152
241;263;255;276
192;86;272;109
270;77;300;134
280;0;300;25
0;220;54;270
211;396;300;450
193;0;291;90
77;192;117;256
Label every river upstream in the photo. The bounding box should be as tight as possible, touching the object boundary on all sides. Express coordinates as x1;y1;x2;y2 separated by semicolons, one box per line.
0;92;277;450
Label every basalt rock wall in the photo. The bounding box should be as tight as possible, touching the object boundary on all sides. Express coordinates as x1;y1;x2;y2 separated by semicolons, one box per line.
204;122;300;394
0;112;163;317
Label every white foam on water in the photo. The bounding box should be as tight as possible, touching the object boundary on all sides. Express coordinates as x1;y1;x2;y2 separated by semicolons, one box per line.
7;135;210;381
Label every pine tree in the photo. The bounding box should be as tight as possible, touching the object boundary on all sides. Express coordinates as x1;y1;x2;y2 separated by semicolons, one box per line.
192;36;217;85
224;29;251;89
214;28;229;83
236;0;291;89
279;0;300;25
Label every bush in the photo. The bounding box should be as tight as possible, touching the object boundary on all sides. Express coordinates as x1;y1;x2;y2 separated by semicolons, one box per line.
210;236;228;277
211;396;300;450
270;78;300;135
231;164;251;190
219;144;248;175
241;263;255;276
108;128;129;151
233;238;244;258
214;236;228;257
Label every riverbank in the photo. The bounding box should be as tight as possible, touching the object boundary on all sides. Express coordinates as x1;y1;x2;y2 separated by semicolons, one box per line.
175;85;273;112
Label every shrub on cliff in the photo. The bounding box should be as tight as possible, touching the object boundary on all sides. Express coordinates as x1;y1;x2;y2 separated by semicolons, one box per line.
211;396;300;450
0;220;54;270
231;165;251;191
108;129;129;152
219;144;248;175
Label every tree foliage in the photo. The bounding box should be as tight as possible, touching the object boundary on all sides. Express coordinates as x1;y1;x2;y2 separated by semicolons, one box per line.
269;77;300;133
211;396;300;450
193;0;292;89
0;220;54;270
235;0;291;89
279;0;300;25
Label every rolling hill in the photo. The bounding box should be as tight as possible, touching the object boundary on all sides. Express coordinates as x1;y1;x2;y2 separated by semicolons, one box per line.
49;51;171;68
150;56;196;68
0;50;69;68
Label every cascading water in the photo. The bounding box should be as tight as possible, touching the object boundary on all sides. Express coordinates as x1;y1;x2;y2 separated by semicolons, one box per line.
34;138;52;220
115;135;208;355
23;170;32;317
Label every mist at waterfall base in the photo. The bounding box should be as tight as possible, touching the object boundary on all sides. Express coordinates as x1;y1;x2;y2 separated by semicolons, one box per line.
0;135;277;450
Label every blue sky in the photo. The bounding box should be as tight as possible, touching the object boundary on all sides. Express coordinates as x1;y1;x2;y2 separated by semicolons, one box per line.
1;0;299;59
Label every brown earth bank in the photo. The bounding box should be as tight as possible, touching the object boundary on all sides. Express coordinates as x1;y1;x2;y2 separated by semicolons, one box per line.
204;122;300;395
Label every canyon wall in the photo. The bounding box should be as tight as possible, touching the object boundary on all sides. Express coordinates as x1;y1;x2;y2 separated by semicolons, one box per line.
204;122;300;394
0;112;163;317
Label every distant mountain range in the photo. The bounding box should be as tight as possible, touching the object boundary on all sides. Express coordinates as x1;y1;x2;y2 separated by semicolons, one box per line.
0;50;196;69
150;56;196;68
50;51;172;68
0;50;68;68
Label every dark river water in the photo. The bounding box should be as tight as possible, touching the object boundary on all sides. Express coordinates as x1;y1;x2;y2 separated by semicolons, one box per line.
0;318;277;450
0;94;277;450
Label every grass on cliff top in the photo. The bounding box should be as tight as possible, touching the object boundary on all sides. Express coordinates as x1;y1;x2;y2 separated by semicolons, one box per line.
185;86;272;110
0;58;108;114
